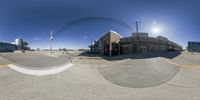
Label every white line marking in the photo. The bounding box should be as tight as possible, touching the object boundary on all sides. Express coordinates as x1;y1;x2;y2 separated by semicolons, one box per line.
8;63;73;76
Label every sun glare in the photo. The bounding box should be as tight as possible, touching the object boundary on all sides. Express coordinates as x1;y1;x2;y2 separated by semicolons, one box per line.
152;27;161;34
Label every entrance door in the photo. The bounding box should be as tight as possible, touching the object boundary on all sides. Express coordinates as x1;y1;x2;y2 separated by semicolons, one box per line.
112;43;118;56
104;44;109;56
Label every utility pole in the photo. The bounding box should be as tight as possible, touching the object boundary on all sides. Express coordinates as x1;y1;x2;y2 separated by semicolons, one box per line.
135;21;141;40
91;39;93;52
134;21;141;52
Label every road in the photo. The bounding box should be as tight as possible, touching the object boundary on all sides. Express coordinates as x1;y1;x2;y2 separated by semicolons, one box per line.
0;51;200;100
0;51;73;69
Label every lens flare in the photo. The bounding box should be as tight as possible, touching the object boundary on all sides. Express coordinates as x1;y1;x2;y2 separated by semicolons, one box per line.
152;27;161;34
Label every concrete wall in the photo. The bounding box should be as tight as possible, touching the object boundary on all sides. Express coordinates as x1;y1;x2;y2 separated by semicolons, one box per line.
121;45;132;54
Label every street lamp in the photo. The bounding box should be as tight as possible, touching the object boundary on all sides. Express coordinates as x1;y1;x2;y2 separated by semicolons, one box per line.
49;30;54;54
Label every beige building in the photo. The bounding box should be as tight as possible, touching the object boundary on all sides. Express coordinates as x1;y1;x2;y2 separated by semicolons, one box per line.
90;30;182;56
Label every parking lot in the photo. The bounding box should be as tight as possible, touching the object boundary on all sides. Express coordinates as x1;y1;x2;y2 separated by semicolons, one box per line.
0;51;73;69
0;51;200;100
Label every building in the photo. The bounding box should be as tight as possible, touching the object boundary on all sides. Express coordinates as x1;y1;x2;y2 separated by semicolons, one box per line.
90;30;182;56
15;38;29;51
0;38;30;52
132;32;148;37
188;41;200;52
0;42;16;52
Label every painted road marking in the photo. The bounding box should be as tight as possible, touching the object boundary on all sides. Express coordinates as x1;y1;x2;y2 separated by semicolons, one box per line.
164;58;200;68
8;63;73;76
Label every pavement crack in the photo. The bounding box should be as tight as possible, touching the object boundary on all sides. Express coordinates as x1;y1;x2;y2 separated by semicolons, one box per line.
165;83;199;88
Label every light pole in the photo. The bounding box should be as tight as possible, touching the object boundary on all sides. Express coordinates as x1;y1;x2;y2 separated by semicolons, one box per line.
49;30;54;54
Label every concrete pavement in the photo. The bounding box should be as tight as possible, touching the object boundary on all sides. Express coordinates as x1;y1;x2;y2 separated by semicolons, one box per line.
0;51;200;100
0;51;73;69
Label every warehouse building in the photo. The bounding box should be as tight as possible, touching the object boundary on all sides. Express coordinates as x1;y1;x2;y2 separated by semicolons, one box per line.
188;41;200;52
15;38;29;51
90;30;182;56
0;38;30;52
0;42;16;52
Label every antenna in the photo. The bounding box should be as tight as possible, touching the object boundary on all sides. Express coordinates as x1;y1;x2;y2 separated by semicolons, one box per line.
49;30;54;54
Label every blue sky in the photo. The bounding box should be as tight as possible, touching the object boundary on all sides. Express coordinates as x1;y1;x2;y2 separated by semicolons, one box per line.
0;0;200;49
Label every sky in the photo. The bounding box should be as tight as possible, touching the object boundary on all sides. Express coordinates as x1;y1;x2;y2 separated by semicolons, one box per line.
0;0;200;49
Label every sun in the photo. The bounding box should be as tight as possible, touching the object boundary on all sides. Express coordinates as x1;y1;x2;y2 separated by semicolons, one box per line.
152;27;161;34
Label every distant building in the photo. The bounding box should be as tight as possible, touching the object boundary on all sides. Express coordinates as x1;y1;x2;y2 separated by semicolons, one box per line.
0;38;30;52
89;30;182;56
15;38;29;51
78;48;90;51
0;42;16;52
188;41;200;52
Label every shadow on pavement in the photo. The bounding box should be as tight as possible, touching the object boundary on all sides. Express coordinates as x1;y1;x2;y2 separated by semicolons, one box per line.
80;51;182;61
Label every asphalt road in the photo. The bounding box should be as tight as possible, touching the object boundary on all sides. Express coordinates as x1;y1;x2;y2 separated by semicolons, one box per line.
0;52;73;69
0;51;200;100
98;57;180;88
